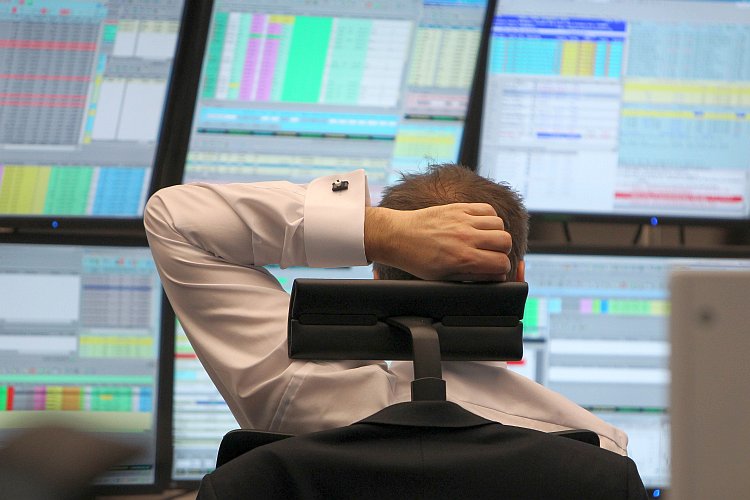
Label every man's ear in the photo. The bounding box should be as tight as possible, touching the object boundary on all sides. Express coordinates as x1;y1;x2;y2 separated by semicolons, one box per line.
372;268;380;280
515;260;525;282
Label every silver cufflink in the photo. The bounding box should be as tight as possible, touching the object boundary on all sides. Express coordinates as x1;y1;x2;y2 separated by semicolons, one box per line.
332;179;349;192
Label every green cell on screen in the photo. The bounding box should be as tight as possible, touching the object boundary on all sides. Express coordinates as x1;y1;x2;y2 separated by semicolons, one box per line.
281;16;333;103
202;11;229;98
43;167;94;215
102;23;118;43
91;387;133;412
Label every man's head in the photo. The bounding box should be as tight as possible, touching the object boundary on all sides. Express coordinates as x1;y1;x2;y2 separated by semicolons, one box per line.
372;163;528;282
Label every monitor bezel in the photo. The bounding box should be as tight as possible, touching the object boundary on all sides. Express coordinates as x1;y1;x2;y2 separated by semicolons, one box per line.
0;0;212;233
459;0;750;228
526;242;750;260
0;233;175;495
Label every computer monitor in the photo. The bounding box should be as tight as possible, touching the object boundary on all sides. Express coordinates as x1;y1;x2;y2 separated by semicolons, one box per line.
476;0;750;224
0;238;171;492
180;0;488;200
0;0;197;229
170;265;373;486
517;246;750;494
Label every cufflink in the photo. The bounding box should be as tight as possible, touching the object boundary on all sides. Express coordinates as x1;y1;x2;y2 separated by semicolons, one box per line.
332;179;349;192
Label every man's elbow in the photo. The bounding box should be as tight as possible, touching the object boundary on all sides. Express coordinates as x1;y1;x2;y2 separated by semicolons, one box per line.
143;186;181;237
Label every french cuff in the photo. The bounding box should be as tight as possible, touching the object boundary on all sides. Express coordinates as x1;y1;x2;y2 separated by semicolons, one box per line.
304;169;371;268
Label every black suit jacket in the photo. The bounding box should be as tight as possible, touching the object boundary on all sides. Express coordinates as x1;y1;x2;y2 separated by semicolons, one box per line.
198;401;648;499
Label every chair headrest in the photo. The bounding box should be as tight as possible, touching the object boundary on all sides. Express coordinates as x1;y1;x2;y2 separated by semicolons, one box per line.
287;279;528;362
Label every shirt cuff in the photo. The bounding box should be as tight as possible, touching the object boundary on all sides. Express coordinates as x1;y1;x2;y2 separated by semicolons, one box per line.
304;169;371;268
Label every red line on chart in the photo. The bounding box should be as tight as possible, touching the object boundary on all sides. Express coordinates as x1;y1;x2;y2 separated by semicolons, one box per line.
0;39;97;51
615;192;744;203
175;353;199;359
5;386;14;411
0;74;91;82
0;100;85;107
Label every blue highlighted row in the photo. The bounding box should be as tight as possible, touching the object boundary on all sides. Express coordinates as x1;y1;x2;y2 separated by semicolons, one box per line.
0;0;107;19
537;133;582;139
494;15;626;32
199;107;400;137
493;31;625;43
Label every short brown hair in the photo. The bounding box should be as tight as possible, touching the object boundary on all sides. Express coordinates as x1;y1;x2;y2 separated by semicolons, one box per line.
373;163;528;281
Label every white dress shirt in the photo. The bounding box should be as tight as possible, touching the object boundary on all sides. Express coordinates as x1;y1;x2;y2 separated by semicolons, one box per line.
144;169;629;455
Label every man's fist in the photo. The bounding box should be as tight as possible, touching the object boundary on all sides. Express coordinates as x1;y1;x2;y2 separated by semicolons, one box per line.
364;203;512;281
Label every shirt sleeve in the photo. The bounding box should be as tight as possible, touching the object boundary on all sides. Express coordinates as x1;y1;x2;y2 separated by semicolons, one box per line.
143;170;385;432
145;169;369;271
304;170;371;267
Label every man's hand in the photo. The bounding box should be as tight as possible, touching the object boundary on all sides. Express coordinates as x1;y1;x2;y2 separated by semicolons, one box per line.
364;203;512;281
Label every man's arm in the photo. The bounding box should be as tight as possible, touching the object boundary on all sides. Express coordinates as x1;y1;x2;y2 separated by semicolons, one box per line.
144;170;512;432
146;172;512;279
144;177;321;430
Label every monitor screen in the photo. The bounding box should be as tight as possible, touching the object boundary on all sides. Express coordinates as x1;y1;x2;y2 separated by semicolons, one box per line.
0;241;168;489
171;265;373;484
181;0;487;200
516;248;750;491
0;0;188;224
477;0;750;222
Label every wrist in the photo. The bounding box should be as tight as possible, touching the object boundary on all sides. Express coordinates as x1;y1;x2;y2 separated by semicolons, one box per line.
364;206;396;264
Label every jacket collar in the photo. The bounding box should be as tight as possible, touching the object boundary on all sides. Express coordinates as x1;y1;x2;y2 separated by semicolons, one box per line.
357;401;497;428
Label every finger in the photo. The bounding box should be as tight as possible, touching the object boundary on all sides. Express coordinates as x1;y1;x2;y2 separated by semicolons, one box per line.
477;247;512;275
470;215;506;231
450;247;511;277
434;246;511;281
472;229;512;253
461;203;498;217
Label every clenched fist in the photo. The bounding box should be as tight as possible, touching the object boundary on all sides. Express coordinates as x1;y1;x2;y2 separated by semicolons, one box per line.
364;203;512;282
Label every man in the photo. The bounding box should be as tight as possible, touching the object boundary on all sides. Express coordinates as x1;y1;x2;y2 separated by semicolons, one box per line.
144;164;628;455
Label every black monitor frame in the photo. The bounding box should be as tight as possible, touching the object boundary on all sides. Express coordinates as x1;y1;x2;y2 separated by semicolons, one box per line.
0;233;176;495
458;0;496;174
0;0;213;234
459;0;750;228
527;242;750;260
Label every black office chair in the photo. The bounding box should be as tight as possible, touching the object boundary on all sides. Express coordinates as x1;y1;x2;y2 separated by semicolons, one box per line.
200;280;649;499
215;279;598;468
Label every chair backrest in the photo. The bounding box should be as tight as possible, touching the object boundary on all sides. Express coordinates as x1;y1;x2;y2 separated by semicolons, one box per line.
217;279;602;469
216;430;292;468
289;279;528;401
205;280;646;499
215;428;598;469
